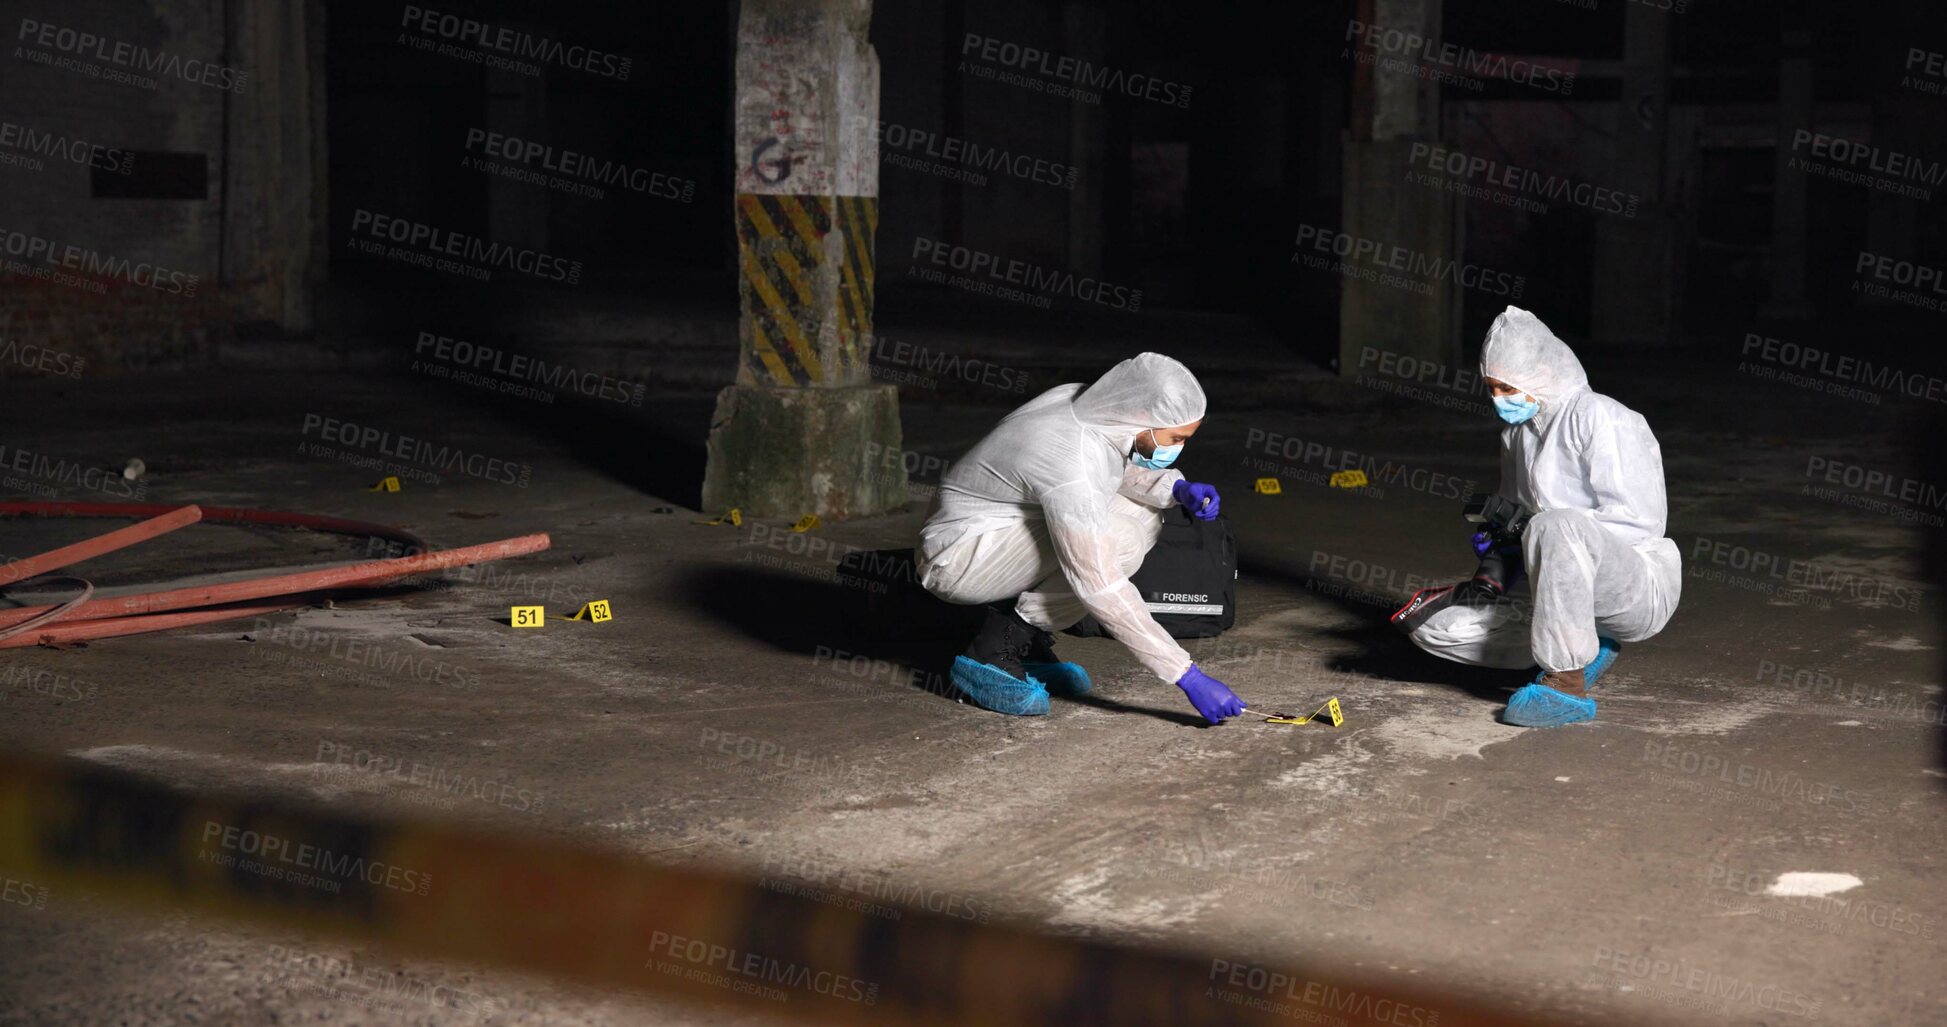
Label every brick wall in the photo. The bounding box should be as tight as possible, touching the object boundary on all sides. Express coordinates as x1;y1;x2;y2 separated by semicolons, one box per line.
0;274;229;378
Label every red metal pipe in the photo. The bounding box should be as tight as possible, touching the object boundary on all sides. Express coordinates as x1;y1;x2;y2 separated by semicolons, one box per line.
0;534;550;630
0;505;202;587
0;595;313;649
0;578;96;642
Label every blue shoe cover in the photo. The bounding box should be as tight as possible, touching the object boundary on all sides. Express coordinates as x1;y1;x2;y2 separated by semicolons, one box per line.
950;656;1050;715
1024;660;1091;696
1503;683;1597;728
1585;637;1621;689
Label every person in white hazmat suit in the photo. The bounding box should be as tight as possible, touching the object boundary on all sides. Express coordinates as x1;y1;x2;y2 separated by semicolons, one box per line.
1393;306;1681;727
916;353;1250;723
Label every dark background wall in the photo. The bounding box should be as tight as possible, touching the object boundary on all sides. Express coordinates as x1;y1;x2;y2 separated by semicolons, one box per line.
1;0;1944;379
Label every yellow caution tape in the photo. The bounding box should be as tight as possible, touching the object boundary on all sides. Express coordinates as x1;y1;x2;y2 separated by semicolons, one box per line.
0;753;1537;1027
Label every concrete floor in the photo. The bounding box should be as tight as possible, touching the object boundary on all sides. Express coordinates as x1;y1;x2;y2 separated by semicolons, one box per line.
0;348;1942;1026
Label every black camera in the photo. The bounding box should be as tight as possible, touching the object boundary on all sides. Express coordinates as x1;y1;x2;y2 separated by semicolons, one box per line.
1465;494;1533;597
1464;494;1533;544
1390;495;1535;633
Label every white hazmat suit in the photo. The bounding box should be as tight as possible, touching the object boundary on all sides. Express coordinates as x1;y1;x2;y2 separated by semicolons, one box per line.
1409;307;1682;673
917;353;1204;683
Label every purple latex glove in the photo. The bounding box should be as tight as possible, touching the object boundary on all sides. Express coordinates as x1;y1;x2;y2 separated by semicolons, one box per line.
1171;479;1221;520
1175;664;1246;724
1473;530;1520;557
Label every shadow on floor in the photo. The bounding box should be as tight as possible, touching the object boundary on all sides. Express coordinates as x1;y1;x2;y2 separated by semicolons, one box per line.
1058;690;1206;727
1237;554;1528;706
679;565;1207;725
680;563;964;704
409;369;710;510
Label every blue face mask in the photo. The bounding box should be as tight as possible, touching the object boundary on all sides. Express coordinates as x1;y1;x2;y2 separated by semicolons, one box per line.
1494;394;1540;425
1131;429;1183;470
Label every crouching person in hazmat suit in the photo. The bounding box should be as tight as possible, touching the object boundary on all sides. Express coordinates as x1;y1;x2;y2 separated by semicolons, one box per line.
1392;307;1681;727
916;353;1249;724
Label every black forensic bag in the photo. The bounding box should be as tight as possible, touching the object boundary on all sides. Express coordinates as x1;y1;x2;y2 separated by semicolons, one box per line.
1065;506;1238;639
840;507;1238;642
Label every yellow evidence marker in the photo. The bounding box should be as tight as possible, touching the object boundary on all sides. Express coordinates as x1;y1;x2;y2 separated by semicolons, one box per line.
569;600;613;623
791;514;821;532
511;606;545;628
1253;697;1344;727
1253;478;1282;495
1329;470;1368;489
695;508;743;526
367;476;402;492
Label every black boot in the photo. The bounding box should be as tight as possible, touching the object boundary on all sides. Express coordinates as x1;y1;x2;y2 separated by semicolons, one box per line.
951;603;1051;715
1023;621;1060;665
964;603;1037;679
1020;614;1091;696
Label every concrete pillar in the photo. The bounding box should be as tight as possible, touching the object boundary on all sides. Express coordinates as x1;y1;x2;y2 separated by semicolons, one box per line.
1589;1;1682;345
1063;1;1108;276
1762;18;1816;320
1857;1;1939;310
220;0;326;334
1862;195;1920;311
1195;75;1286;307
1337;0;1461;376
939;0;967;245
702;0;907;519
485;64;549;250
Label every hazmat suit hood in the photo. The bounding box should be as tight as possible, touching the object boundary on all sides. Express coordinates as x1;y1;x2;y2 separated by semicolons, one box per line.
1070;352;1208;454
1479;306;1588;418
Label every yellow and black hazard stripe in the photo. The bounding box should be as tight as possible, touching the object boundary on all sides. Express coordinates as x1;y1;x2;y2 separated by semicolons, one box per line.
735;194;878;388
833;194;877;374
0;753;1541;1026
